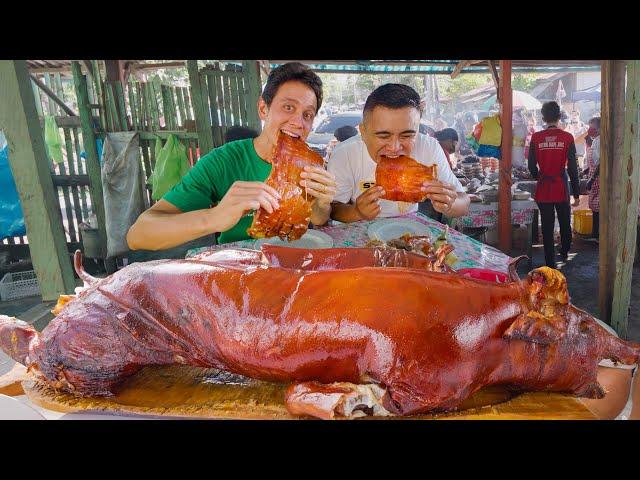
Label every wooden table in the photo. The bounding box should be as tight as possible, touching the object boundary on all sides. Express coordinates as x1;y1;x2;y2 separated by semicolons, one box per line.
10;365;598;420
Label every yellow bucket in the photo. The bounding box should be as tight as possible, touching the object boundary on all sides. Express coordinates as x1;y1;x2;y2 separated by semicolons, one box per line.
573;209;593;235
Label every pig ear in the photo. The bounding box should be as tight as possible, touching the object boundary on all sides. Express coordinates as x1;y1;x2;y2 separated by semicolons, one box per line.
503;312;567;345
526;267;570;311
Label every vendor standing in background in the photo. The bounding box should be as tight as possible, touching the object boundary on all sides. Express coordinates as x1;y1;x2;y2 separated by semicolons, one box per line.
528;101;580;268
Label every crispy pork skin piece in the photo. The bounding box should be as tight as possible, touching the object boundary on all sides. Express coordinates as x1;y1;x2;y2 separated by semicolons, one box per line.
375;156;437;203
247;131;324;241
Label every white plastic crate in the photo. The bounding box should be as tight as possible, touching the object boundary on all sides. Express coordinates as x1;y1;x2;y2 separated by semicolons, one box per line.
0;270;41;301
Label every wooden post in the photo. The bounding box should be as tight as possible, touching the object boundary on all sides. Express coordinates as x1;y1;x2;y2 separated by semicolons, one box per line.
610;60;640;337
187;60;214;155
498;60;513;253
71;61;108;258
599;61;627;325
0;60;76;300
242;60;263;133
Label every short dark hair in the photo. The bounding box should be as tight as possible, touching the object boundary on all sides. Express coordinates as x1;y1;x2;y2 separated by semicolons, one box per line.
435;128;459;143
541;101;561;123
363;83;421;122
225;125;258;143
589;117;601;128
261;62;323;113
334;125;358;142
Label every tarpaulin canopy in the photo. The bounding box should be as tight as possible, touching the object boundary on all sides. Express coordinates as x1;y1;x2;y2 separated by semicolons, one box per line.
572;83;601;102
268;60;601;75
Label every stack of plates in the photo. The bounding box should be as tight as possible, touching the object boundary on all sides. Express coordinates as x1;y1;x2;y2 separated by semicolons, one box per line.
513;190;531;200
461;162;482;179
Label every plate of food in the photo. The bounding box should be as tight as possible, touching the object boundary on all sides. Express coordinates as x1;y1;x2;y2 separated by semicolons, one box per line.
254;229;334;249
367;218;431;242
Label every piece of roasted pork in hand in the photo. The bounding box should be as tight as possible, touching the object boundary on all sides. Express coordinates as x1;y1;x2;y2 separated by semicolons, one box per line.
375;156;437;203
247;131;324;241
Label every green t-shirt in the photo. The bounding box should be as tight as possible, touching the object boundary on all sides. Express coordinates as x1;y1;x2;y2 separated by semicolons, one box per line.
163;139;272;244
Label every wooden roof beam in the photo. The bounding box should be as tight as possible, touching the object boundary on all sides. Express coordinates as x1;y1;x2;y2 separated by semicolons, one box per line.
29;73;77;116
450;60;485;79
488;60;500;101
129;61;186;72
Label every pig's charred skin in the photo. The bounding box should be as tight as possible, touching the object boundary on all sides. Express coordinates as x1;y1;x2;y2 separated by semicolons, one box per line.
1;251;638;419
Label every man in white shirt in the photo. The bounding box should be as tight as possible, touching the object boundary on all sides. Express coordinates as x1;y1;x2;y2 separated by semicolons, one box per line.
327;84;469;223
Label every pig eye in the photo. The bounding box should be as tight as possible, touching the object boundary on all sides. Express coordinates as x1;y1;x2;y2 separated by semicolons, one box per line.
579;321;593;333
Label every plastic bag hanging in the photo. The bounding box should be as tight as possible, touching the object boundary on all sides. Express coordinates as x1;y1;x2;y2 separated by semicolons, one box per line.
44;115;64;164
150;134;191;201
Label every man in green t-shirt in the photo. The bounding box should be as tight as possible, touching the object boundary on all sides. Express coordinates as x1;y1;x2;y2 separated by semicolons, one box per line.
127;62;337;249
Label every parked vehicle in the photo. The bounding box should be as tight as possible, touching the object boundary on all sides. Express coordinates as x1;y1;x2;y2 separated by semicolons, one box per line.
306;111;363;157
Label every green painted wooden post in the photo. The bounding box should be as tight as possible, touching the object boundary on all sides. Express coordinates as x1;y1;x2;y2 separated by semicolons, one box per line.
135;84;143;130
227;71;241;127
128;82;139;130
242;60;262;133
183;87;193;121
90;60;107;130
30;77;44;117
205;74;223;147
147;82;161;131
610;61;640;338
236;74;248;127
114;82;128;130
44;73;56;115
168;88;178;130
212;71;226;142
71;61;108;259
105;83;122;131
0;60;76;300
221;72;233;129
186;60;213;155
54;74;65;108
63;128;85;230
161;85;175;130
71;127;90;217
175;86;187;127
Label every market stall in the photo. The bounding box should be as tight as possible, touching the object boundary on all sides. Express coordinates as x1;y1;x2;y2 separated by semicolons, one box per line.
1;59;639;422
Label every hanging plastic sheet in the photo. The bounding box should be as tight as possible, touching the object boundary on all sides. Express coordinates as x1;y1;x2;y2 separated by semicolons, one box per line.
149;134;191;201
0;145;27;240
44;115;64;164
101;132;148;257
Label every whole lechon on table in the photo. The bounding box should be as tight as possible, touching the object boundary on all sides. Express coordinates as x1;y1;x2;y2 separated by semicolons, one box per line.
1;246;638;419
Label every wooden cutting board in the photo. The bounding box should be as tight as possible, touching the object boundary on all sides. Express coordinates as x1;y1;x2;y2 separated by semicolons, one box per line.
19;365;598;420
0;364;27;397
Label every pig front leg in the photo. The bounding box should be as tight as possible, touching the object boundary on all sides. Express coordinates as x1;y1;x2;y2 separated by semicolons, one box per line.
284;381;392;419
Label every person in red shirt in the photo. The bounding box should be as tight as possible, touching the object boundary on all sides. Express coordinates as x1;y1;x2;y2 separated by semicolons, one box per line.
528;101;580;268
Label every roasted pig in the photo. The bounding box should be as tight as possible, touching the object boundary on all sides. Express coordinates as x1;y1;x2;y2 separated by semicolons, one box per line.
1;248;637;419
